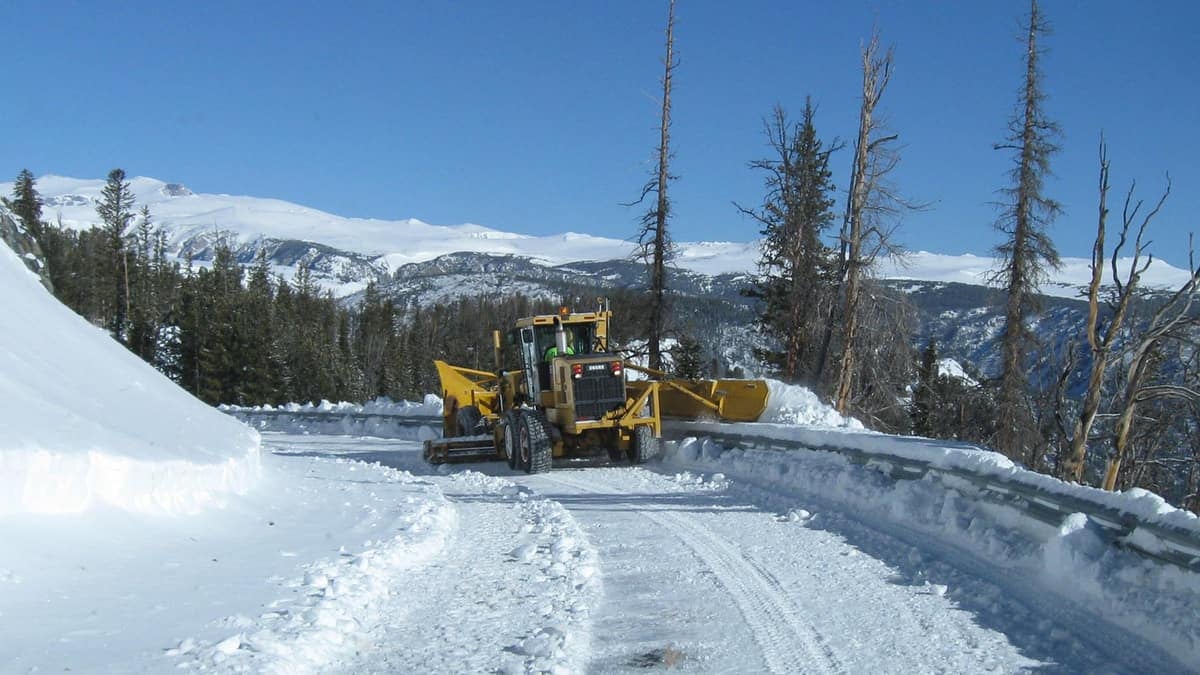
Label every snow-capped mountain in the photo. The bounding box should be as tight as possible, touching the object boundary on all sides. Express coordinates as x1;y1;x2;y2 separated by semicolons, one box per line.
15;174;1193;300
22;175;760;296
15;174;1196;385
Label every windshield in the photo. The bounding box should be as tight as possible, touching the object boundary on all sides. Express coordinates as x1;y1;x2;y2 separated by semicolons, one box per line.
534;323;596;357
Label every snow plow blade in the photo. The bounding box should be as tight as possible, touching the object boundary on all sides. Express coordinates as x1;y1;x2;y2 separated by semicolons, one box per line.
627;370;769;423
423;434;500;464
425;360;503;465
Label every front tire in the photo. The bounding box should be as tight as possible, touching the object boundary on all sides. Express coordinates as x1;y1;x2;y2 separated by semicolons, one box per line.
630;425;658;465
456;405;482;436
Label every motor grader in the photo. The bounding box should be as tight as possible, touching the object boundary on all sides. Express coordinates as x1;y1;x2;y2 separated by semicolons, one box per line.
422;302;769;473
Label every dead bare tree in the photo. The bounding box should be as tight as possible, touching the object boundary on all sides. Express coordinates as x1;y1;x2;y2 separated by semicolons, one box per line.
1063;139;1169;482
1105;237;1200;491
628;0;677;372
832;29;911;414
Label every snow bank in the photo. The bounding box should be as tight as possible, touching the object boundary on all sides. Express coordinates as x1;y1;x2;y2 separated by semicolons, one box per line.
224;395;443;418
759;380;864;429
676;419;1200;539
0;243;261;515
172;459;456;674
661;437;1200;668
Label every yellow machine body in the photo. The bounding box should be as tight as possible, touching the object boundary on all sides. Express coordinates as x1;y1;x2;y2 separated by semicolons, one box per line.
422;306;769;469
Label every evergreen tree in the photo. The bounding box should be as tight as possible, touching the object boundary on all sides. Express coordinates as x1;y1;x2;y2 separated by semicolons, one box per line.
127;206;159;362
151;230;183;379
242;249;280;403
671;335;704;379
355;282;395;397
6;169;44;242
96;168;137;340
271;275;297;403
741;100;840;384
991;0;1062;464
912;339;938;436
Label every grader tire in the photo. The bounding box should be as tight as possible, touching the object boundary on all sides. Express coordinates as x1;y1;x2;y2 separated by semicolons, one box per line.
502;411;519;469
456;405;483;436
517;410;553;474
630;425;658;465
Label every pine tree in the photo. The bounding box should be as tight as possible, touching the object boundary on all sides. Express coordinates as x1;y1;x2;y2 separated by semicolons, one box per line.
127;205;159;361
96;168;137;340
241;249;279;404
355;281;395;397
7;169;44;242
992;0;1062;464
741;100;839;384
912;339;938;436
671;335;704;379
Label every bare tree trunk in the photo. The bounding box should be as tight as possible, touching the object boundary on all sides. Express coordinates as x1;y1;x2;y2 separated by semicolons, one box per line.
1064;140;1165;481
122;247;132;343
1105;242;1197;491
646;0;676;372
835;32;892;414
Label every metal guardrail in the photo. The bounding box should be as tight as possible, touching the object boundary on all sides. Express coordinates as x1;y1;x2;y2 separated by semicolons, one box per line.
226;409;440;428
223;408;1200;571
661;424;1200;572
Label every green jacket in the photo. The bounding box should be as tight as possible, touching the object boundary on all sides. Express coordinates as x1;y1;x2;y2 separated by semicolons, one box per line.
544;345;575;361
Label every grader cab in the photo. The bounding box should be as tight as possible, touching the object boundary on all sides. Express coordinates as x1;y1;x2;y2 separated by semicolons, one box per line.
423;303;768;473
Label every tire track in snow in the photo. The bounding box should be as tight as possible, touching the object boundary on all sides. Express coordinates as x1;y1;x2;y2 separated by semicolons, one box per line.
335;470;600;675
544;472;841;674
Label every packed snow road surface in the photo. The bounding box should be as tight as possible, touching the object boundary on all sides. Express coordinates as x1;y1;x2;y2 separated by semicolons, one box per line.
273;434;1185;674
7;431;1186;672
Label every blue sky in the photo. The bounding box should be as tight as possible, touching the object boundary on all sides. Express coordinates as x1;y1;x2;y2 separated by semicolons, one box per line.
5;1;1198;267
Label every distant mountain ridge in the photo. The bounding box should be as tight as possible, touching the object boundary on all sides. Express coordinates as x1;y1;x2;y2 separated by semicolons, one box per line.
14;174;1191;386
14;174;1192;300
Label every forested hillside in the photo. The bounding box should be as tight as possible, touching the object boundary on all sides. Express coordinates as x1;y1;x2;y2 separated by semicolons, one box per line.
6;158;1199;514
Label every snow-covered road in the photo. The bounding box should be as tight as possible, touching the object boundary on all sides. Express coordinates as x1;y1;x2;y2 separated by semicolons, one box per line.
260;433;1185;674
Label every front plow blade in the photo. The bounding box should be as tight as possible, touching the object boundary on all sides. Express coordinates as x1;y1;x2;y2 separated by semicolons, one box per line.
423;435;500;464
631;377;770;423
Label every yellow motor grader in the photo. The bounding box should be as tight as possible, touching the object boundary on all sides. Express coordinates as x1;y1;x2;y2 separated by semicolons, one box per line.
422;302;769;473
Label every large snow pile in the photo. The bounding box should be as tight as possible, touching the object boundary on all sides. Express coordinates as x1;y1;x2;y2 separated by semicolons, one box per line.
0;242;261;515
760;380;865;429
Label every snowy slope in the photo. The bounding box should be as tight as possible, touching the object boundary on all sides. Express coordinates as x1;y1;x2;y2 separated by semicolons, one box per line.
0;241;261;515
0;237;466;672
15;175;1194;297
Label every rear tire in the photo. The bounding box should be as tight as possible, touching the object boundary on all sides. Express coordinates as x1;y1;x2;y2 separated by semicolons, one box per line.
502;411;519;469
630;425;658;465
